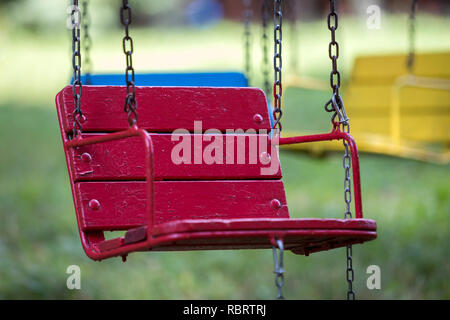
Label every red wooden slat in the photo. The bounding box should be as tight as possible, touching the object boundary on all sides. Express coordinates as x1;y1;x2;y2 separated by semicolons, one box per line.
99;227;377;255
151;218;377;236
124;227;147;245
97;237;124;252
147;229;377;255
117;218;376;251
57;86;271;133
75;180;289;231
69;133;281;181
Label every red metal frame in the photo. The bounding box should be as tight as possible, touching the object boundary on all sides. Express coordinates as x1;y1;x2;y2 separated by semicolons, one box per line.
279;126;363;219
64;123;373;261
65;125;155;260
56;86;376;261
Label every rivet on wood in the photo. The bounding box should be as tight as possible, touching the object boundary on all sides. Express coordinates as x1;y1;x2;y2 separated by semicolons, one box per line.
253;113;264;124
271;199;282;210
81;153;92;163
260;152;271;165
88;199;101;210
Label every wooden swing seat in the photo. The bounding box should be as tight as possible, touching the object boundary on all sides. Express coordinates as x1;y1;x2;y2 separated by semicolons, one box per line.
346;52;450;143
122;218;376;255
56;85;376;261
282;52;450;163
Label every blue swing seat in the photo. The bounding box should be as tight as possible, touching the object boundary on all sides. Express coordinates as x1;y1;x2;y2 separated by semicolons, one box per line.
80;72;249;87
75;71;275;127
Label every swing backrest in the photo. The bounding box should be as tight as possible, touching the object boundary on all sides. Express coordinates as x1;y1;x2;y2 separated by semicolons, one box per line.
350;52;450;84
75;73;275;127
346;52;450;142
56;86;288;233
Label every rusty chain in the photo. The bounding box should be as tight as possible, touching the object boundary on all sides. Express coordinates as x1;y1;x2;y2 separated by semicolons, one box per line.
82;0;92;83
324;0;348;128
71;0;83;138
243;0;253;85
273;0;283;133
322;0;355;300
407;0;419;72
121;0;137;126
261;0;271;97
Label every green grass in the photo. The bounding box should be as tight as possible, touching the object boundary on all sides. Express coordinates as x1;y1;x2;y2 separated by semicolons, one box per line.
0;14;449;299
0;97;448;299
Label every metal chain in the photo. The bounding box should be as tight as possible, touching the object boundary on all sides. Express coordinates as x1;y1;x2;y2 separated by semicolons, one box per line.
343;122;354;300
82;0;92;83
121;0;137;126
243;0;253;85
287;0;300;74
324;0;348;128
322;0;354;300
273;0;283;132
71;0;83;137
272;238;285;300
346;245;355;300
407;0;419;73
261;0;271;97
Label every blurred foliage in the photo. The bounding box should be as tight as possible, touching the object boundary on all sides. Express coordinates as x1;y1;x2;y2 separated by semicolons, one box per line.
0;0;189;33
1;12;450;106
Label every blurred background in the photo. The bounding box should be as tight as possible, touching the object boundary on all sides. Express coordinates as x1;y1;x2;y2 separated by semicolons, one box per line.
0;0;449;299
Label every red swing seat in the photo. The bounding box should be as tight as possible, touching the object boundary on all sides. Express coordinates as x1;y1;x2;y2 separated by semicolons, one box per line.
56;85;376;260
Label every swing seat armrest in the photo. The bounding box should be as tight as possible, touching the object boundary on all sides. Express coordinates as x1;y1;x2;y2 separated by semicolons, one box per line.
279;131;363;219
65;125;155;260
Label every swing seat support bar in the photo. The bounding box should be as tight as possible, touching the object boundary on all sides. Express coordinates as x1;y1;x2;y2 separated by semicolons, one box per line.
279;130;363;219
64;126;371;261
65;125;155;261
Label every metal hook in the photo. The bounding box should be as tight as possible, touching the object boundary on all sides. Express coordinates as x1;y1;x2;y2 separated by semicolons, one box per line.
331;93;349;125
324;93;349;127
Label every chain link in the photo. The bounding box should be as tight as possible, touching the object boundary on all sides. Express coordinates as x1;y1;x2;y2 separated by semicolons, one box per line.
121;0;137;126
343;120;354;300
261;0;271;97
71;0;83;138
286;0;300;74
82;0;92;83
322;0;355;300
243;0;253;85
273;0;283;132
407;0;418;73
323;0;349;128
271;4;285;300
272;238;285;300
346;245;355;300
